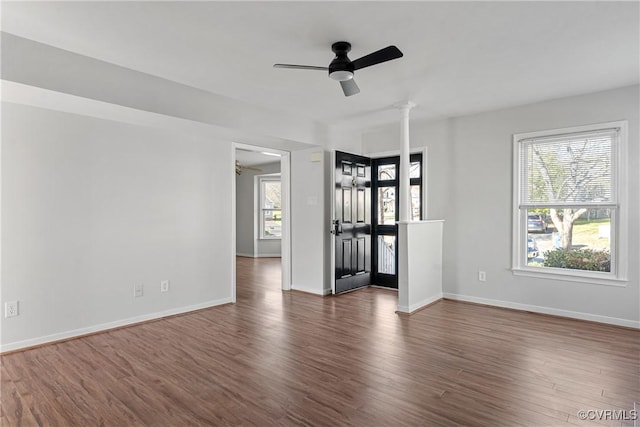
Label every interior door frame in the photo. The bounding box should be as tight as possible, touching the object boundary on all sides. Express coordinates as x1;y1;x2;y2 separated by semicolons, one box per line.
232;143;291;303
330;150;336;294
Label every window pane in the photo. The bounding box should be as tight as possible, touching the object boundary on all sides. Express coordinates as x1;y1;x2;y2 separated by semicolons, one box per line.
263;181;281;209
378;164;396;181
410;162;421;178
526;208;610;272
515;123;624;280
411;185;421;221
521;129;616;206
377;187;396;225
377;235;396;275
263;210;282;238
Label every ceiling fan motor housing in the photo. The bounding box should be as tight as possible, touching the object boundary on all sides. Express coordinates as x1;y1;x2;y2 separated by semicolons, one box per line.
329;41;354;81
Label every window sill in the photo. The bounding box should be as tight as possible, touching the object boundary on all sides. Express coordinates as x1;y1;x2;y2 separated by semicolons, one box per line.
259;237;281;241
512;267;628;287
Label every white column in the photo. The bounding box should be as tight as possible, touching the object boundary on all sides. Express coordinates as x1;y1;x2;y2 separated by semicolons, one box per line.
397;102;415;222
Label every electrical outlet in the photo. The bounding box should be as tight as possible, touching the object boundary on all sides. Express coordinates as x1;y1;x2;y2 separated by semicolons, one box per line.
160;280;169;293
134;284;144;298
5;301;19;318
478;271;487;282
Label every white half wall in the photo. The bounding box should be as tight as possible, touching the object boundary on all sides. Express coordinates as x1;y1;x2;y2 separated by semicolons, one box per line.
397;221;444;313
1;103;234;351
363;85;640;325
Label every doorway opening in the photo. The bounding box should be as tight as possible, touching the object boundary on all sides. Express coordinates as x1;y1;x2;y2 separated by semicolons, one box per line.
332;150;423;294
233;144;291;302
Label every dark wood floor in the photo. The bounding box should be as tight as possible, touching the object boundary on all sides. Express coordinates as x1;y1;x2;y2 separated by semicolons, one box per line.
2;257;638;426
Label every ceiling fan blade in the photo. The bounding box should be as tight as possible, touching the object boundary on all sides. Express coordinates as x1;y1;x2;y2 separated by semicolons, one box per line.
351;46;403;71
340;79;360;97
273;64;328;71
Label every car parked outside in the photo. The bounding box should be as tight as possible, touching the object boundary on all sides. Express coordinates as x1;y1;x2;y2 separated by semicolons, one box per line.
527;214;548;233
527;237;539;259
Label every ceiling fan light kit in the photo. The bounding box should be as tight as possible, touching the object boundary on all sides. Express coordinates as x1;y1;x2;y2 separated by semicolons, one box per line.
329;70;353;82
235;160;263;176
274;41;403;97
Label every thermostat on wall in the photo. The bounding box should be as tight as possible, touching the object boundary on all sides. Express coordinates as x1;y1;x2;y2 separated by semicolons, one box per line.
309;151;322;163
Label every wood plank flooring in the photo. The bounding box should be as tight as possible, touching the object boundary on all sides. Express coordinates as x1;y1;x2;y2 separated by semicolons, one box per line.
1;257;638;426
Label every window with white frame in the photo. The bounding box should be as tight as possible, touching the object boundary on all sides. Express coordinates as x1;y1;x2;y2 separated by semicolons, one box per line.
259;176;281;239
512;121;628;284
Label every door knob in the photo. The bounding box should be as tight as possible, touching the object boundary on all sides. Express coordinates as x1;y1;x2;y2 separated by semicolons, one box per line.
331;219;342;235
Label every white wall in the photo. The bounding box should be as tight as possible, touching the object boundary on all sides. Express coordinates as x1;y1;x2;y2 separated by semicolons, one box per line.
326;125;363;154
1;33;330;150
1;103;234;351
235;161;281;257
363;85;640;325
0;33;357;349
291;146;327;294
363;119;454;221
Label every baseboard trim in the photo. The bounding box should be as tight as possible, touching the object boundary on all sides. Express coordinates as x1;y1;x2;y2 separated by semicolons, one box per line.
442;293;640;329
290;286;326;296
236;253;281;258
236;253;255;258
0;297;234;354
397;293;443;314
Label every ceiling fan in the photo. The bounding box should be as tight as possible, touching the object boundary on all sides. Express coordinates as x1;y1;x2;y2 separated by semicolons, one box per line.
274;41;403;97
235;161;262;176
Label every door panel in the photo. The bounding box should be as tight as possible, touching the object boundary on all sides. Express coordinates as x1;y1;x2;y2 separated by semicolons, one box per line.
342;188;351;222
334;151;371;294
341;239;352;277
356;189;365;223
356;237;365;273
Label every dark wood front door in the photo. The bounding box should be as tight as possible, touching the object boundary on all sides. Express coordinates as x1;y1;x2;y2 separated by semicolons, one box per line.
334;151;371;294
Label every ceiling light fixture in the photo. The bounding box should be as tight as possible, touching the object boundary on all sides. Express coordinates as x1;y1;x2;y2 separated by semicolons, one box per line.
329;70;354;82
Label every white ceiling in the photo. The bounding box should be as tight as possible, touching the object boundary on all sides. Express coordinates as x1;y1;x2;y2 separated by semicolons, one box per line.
236;149;281;167
3;1;639;133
